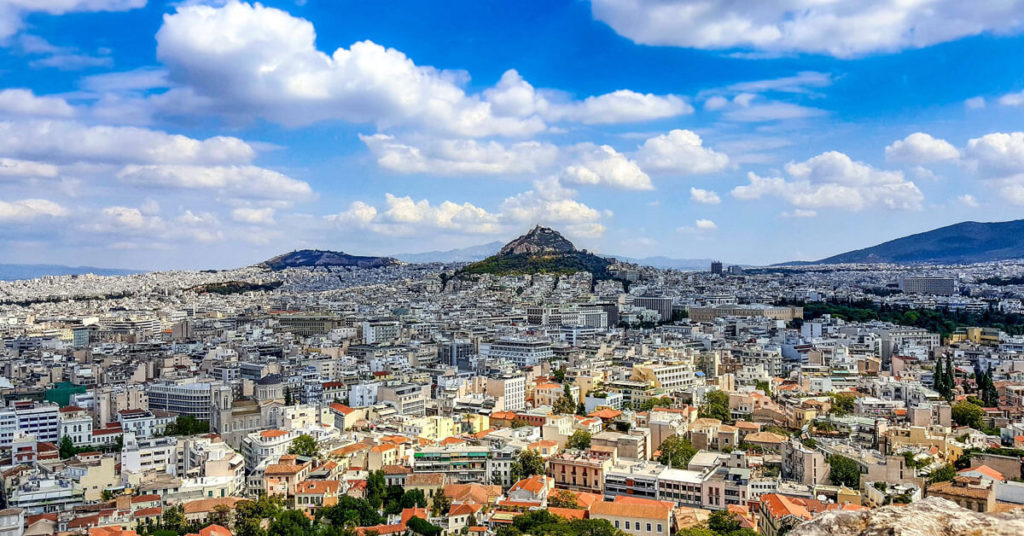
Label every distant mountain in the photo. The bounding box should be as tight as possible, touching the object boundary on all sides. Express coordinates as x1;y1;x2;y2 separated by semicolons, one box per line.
801;219;1024;265
611;255;722;271
260;249;401;271
0;264;142;281
392;241;503;263
459;226;614;278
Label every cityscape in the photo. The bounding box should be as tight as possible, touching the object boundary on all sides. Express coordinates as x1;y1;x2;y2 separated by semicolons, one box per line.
4;2;1024;536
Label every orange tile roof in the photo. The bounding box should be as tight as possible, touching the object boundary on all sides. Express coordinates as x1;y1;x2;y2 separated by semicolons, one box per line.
260;430;290;438
549;507;586;520
960;465;1007;482
591;500;670;520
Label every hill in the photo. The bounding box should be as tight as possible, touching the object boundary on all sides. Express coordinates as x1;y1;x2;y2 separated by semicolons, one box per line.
260;249;401;271
459;226;614;278
804;219;1024;265
392;241;503;263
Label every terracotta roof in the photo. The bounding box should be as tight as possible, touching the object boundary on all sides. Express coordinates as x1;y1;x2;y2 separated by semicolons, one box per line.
510;475;549;495
182;497;246;515
133;507;162;518
406;473;446;487
330;403;355;414
296;480;341;494
260;430;290;439
960;465;1007;483
761;494;812;522
382;464;413;475
549;507;586;520
591;500;670;520
745;431;787;444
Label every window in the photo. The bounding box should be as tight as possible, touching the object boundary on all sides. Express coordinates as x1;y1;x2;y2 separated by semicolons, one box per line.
657;525;662;533
646;524;652;532
615;521;619;528
625;522;630;530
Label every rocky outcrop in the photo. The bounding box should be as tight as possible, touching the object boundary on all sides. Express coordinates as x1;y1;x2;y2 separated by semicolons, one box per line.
498;226;577;255
790;497;1024;536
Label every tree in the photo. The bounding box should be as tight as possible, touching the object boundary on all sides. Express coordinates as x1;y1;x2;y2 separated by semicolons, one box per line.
708;510;742;534
828;454;860;488
553;394;576;415
929;464;957;484
934;357;946;398
828;392;855;416
755;380;771;396
518;449;545;477
658;436;696;468
164;415;210;436
699;391;731;422
366;470;387;509
429;488;451;517
284;388;294;406
59;436;76;459
212;503;231;526
952;401;984;429
548;489;580;509
408;517;442;536
269;509;312;536
638;397;672;412
402;488;428;509
161;506;185;533
553;368;567;383
567;430;592;450
288;434;320;458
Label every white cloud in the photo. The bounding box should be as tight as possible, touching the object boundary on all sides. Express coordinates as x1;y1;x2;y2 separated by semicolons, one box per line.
722;100;826;122
0;157;59;179
999;91;1024;107
637;129;729;174
0;89;74;118
0;120;254;165
703;96;729;111
689;187;721;204
327;194;500;235
482;69;692;125
0;1;146;40
782;209;818;218
231;207;275;224
591;0;1024;57
155;2;543;137
116;164;314;201
81;67;169;92
885;132;960;164
732;151;924;211
964;132;1024;176
0;198;67;222
676;218;717;233
82;205;225;243
957;194;980;207
965;96;986;109
359;134;558;175
562;144;652;190
724;71;833;95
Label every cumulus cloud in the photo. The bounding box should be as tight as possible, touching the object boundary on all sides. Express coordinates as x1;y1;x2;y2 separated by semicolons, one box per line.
732;151;924;211
231;207;275;224
0;0;146;41
562;144;652;190
963;132;1024;176
885;132;960;164
482;69;692;126
81;205;225;244
359;134;559;175
0;157;59;179
0;198;67;222
689;187;721;204
0;120;254;165
637;129;729;174
677;218;717;233
327;194;500;236
154;4;691;135
326;177;609;239
116;165;314;201
999;91;1024;107
957;194;980;208
0;89;74;118
590;0;1024;57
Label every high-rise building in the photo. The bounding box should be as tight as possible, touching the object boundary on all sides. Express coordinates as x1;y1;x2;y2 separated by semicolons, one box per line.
710;261;723;275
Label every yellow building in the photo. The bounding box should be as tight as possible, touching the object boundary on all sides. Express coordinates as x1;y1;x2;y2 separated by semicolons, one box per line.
402;416;455;441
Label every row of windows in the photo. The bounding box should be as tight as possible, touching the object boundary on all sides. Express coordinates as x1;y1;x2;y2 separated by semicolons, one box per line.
613;520;663;533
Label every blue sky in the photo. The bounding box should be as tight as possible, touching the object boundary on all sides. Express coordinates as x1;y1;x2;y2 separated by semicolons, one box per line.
2;0;1024;269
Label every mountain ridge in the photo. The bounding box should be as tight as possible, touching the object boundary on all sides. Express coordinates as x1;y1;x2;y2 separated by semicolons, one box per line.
788;219;1024;265
260;249;401;271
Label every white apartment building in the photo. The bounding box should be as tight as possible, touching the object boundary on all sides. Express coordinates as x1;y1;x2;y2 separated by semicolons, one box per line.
148;381;231;421
58;406;93;447
486;375;526;412
0;401;60;447
241;429;299;470
484;338;553;367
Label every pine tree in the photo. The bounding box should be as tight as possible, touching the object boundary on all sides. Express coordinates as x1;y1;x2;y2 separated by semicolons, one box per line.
934;358;944;397
945;356;955;397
